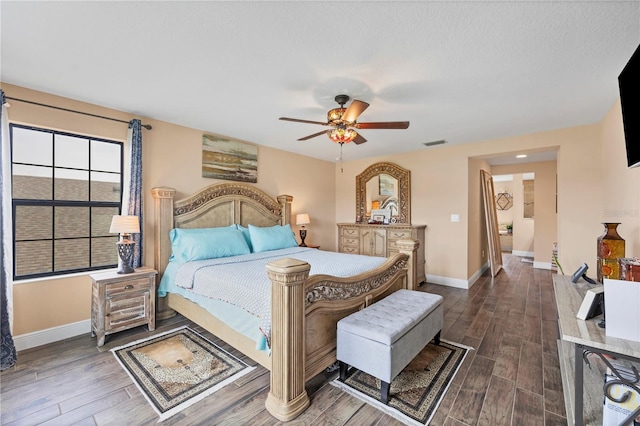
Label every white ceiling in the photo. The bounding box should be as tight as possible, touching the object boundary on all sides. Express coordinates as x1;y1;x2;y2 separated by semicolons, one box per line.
1;1;638;164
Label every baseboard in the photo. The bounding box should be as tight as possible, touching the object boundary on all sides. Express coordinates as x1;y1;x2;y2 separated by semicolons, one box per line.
512;250;534;257
14;319;91;352
426;274;470;289
468;262;489;287
426;262;488;290
533;261;552;270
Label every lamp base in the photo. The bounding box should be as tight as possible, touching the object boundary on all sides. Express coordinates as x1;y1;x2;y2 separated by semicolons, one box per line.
116;241;135;274
299;229;307;247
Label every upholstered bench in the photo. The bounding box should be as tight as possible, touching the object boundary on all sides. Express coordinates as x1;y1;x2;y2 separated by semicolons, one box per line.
336;289;444;403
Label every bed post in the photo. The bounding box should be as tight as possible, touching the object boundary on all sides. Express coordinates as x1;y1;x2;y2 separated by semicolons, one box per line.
397;239;419;290
265;258;311;421
276;194;293;225
151;187;177;320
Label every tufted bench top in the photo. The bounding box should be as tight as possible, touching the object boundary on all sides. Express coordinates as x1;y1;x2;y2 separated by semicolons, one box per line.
337;289;443;346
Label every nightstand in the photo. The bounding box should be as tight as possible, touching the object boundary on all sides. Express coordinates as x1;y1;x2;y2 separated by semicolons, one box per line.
90;267;157;347
302;244;320;249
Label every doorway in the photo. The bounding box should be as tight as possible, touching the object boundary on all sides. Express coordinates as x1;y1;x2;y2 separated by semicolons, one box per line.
493;173;535;257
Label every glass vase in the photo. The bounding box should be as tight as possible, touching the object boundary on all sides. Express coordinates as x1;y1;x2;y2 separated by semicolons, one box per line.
596;223;625;283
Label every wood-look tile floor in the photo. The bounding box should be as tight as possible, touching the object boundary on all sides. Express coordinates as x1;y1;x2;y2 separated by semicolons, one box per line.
0;254;565;425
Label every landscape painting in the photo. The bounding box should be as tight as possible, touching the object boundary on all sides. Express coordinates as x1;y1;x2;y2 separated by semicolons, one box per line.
202;134;258;183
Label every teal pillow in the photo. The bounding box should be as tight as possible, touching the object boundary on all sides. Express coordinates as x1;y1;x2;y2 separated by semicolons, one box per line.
248;224;299;253
237;225;253;252
169;226;250;263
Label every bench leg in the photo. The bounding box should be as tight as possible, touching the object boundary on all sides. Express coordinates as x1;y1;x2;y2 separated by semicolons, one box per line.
381;381;390;404
339;361;348;381
434;330;441;345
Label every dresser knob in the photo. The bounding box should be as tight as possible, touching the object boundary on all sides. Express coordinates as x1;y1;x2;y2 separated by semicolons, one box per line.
124;285;134;290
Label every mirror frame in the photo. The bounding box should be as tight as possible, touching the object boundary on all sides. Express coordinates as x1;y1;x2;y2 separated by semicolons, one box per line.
356;162;411;224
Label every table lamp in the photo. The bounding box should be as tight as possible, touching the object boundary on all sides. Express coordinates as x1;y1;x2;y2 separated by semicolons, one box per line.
109;215;140;274
296;213;310;247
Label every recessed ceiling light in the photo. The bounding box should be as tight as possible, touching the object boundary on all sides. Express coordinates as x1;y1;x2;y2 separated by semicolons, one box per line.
516;154;527;158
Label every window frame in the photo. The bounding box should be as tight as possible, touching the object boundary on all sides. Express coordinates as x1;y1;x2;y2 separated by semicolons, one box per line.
10;123;124;281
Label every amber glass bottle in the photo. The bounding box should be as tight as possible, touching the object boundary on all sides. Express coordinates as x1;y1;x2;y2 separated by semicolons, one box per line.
596;223;625;283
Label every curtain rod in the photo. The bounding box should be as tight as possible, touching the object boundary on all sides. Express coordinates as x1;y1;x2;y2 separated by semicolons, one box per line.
5;96;152;130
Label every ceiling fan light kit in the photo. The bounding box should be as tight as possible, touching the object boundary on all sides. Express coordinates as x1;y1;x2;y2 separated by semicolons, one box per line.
279;94;410;147
329;126;358;143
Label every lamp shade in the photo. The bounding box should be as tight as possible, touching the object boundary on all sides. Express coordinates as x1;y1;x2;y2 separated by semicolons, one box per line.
109;215;140;234
296;213;310;226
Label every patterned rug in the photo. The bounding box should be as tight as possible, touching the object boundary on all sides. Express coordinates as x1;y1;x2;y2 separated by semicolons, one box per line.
111;326;255;421
332;340;470;425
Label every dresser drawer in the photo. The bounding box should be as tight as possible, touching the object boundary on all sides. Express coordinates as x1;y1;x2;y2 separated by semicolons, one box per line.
387;230;413;240
341;237;360;247
340;228;360;238
387;248;400;257
341;246;359;254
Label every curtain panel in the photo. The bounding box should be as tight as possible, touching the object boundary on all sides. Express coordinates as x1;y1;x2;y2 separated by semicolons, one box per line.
1;89;17;370
126;119;143;269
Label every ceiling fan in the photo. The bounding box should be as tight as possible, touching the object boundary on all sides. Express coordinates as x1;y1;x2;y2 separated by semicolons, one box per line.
279;94;410;145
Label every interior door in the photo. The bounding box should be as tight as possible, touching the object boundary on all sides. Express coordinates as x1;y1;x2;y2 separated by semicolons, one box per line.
481;169;503;277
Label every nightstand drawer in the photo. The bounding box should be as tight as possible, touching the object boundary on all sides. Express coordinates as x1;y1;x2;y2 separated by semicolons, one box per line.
105;277;153;297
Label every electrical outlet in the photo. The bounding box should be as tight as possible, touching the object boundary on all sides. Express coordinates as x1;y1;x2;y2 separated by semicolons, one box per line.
482;250;485;257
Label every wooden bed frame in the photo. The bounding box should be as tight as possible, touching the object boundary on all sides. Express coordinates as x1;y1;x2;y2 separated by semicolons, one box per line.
151;182;419;421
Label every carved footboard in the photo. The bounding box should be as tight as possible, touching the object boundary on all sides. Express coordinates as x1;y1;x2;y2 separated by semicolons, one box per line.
304;253;409;379
265;240;418;421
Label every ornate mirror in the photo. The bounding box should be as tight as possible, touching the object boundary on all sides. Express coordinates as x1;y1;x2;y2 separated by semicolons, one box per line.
356;162;411;224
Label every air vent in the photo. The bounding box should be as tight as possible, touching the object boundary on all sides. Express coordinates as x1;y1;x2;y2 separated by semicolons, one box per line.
423;139;447;147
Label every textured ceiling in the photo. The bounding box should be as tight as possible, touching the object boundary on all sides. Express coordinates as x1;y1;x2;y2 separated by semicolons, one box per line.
1;1;638;163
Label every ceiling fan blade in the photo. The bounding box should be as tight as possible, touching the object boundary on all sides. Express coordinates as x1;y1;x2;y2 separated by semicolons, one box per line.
298;130;329;141
341;100;369;123
353;134;367;145
355;121;410;129
280;117;331;126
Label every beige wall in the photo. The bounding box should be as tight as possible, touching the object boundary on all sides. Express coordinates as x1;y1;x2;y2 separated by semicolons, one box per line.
600;101;640;257
336;148;472;283
337;106;638;285
4;81;638;337
3;83;335;336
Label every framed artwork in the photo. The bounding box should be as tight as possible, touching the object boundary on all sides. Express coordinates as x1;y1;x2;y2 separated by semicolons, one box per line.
202;134;258;183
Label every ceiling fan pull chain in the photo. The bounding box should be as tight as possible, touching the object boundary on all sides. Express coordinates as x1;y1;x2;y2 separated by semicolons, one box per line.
339;142;344;173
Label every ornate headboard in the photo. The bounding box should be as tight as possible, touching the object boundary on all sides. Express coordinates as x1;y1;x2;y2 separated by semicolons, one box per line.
151;182;293;279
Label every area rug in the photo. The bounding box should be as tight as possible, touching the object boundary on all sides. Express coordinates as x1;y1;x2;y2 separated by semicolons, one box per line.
111;326;255;421
332;340;471;425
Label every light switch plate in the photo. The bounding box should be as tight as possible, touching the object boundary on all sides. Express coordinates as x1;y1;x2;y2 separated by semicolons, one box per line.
451;214;460;222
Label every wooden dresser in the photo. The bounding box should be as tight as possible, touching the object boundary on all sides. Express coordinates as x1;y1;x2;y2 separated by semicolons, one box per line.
337;223;426;284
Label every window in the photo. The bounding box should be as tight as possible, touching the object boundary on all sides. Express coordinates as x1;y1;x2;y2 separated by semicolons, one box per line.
10;124;123;280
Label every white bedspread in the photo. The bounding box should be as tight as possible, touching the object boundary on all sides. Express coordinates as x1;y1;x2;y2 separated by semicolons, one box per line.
173;247;387;347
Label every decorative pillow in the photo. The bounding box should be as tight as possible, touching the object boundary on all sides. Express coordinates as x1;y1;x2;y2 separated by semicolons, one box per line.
236;225;253;252
248;224;299;253
169;226;250;263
